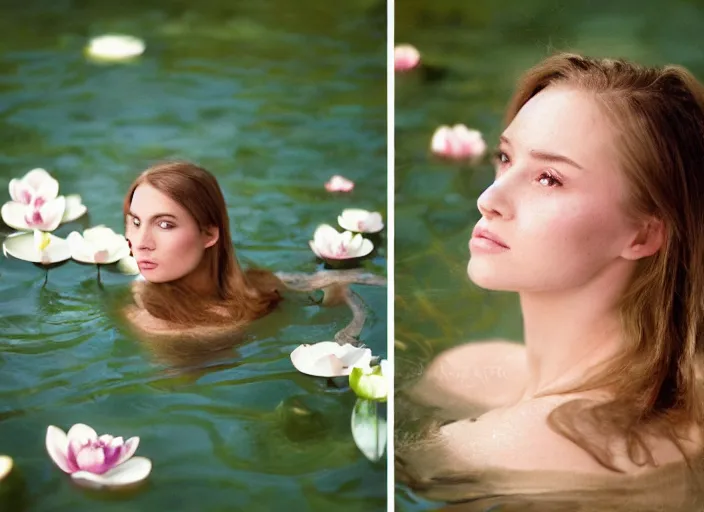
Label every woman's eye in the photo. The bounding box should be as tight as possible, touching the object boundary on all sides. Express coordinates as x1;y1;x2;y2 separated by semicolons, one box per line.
494;150;510;165
131;217;140;227
158;221;173;229
538;172;562;187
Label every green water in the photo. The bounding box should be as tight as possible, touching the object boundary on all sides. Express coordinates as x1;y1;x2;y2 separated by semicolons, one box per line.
394;0;704;510
0;1;387;510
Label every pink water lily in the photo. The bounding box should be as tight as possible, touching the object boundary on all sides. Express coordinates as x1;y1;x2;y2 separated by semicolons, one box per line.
324;175;355;193
309;224;374;261
46;424;151;489
2;169;87;231
431;124;487;160
9;168;59;207
394;44;420;71
338;209;384;234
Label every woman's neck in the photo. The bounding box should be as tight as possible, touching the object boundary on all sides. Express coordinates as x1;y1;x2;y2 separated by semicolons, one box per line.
177;263;219;298
518;262;634;400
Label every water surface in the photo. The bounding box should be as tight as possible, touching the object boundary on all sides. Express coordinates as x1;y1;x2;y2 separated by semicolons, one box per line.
0;1;387;510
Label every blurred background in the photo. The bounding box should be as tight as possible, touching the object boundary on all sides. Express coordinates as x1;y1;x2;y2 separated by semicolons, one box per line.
394;0;704;510
0;0;387;510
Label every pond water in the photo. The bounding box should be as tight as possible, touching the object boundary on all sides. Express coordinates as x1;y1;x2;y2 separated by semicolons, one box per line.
0;1;387;510
394;0;704;510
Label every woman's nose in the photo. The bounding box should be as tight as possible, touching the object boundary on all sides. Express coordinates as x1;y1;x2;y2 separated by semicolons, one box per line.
477;180;512;220
132;228;155;251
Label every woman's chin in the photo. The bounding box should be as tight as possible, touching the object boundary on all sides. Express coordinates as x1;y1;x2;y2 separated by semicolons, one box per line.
467;259;513;291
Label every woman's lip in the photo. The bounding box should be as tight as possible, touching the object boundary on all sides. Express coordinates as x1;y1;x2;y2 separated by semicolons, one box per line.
471;227;509;249
469;236;510;253
137;261;158;270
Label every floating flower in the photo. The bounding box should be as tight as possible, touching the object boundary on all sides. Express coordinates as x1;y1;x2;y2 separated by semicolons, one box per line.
431;124;487;160
116;255;141;276
394;44;420;71
2;231;71;265
8;168;59;207
2;196;66;232
85;35;145;62
46;424;151;489
309;224;373;261
67;226;130;264
324;175;355;193
0;455;12;481
2;169;87;231
351;398;386;462
290;341;372;377
349;359;389;401
337;209;384;234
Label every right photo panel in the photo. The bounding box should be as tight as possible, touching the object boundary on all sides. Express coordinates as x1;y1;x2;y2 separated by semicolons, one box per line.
394;1;704;511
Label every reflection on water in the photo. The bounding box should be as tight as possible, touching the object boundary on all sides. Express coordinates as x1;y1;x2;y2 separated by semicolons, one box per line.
0;0;386;510
395;0;704;510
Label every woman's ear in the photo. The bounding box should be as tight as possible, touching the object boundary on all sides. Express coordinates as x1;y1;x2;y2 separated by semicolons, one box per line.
621;217;665;260
202;226;220;249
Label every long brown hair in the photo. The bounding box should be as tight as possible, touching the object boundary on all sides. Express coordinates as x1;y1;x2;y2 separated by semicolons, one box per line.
505;53;704;470
123;161;282;327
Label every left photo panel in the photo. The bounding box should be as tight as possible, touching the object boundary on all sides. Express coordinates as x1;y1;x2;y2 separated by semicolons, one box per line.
0;1;388;511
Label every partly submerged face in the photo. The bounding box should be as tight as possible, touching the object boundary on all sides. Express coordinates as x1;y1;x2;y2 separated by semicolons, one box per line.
126;184;209;283
468;86;640;292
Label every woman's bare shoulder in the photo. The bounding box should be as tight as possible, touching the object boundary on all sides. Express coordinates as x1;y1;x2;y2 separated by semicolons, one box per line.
407;339;528;414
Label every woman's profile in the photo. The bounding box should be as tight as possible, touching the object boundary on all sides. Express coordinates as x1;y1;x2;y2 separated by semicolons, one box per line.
399;52;704;489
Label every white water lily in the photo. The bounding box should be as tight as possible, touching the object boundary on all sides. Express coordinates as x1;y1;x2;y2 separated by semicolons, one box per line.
2;169;87;231
309;224;373;261
290;341;372;377
116;255;140;275
351;399;386;462
337;209;384;234
67;226;130;264
349;359;389;401
2;196;66;232
46;424;151;490
0;455;12;481
2;231;71;264
8;168;59;207
85;35;145;62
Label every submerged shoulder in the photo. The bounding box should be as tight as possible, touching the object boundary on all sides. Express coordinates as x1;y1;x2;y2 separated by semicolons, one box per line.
409;339;527;413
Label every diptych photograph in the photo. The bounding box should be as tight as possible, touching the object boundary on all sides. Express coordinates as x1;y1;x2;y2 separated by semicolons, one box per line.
4;0;704;511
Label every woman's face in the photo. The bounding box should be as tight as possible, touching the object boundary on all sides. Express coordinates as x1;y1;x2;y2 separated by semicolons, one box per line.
126;184;215;283
468;86;641;292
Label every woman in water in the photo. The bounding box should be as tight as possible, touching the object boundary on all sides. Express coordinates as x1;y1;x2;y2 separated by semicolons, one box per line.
399;53;704;489
123;161;384;339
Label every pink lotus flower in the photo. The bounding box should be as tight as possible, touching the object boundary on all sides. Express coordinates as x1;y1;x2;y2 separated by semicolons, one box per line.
9;168;59;208
431;125;487;160
324;175;355;193
2;168;87;231
394;44;420;71
46;423;151;489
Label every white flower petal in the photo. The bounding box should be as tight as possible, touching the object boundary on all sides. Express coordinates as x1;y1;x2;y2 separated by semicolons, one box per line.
116;256;141;275
290;342;372;377
46;426;72;473
86;35;146;62
338;209;384;233
70;456;152;489
66;423;98;444
0;455;13;481
62;194;87;223
3;232;71;264
351;399;386;462
34;196;66;231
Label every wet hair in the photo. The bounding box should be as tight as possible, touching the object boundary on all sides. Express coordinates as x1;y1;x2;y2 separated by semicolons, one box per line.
123;161;282;327
505;52;704;471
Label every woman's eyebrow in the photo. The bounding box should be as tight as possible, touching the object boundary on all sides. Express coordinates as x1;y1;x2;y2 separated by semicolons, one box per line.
500;135;584;170
127;211;178;221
